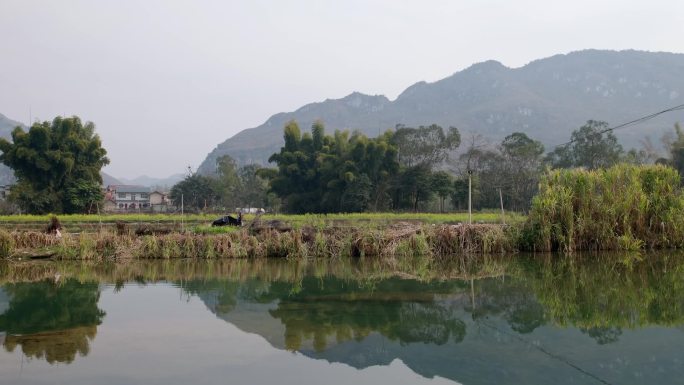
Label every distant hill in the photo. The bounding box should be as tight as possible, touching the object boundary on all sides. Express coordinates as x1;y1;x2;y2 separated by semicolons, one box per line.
101;172;123;186
198;49;684;174
117;173;185;189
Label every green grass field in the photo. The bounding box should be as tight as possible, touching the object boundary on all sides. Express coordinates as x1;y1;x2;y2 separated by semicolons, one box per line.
0;211;525;227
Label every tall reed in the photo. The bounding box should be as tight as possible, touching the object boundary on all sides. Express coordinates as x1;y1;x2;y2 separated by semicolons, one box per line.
525;164;684;251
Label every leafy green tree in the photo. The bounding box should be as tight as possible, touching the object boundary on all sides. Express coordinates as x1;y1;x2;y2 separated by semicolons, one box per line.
214;155;241;209
266;120;399;213
451;132;544;212
431;171;454;212
0;116;109;214
387;124;460;211
169;172;219;211
392;165;434;212
267;120;322;213
450;178;469;211
499;132;545;211
546;120;623;170
236;164;270;209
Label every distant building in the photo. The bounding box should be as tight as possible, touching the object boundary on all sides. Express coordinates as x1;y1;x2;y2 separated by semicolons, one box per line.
236;207;265;214
149;191;167;205
102;185;174;213
150;190;174;212
104;185;150;211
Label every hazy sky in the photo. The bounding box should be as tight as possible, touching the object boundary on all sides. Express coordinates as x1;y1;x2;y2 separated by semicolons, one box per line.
1;0;683;178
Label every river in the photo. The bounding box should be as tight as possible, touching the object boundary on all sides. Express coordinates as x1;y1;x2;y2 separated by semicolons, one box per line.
0;254;682;385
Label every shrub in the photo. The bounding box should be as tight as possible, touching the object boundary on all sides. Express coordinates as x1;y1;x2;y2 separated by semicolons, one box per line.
526;164;684;251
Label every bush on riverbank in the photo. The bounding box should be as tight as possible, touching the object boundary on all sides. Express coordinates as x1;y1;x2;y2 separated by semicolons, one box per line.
525;164;684;252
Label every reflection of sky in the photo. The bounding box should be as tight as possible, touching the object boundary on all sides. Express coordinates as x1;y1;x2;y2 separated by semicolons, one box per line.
0;284;458;385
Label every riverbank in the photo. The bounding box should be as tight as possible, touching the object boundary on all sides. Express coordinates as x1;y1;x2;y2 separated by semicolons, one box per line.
0;221;517;260
2;163;684;257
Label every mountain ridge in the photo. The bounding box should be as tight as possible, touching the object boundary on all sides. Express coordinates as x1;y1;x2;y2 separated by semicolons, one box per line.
198;49;684;174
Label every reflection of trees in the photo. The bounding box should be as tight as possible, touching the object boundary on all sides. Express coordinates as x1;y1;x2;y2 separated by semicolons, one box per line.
265;277;467;351
176;254;684;352
580;326;622;345
528;255;684;337
469;278;547;335
4;326;97;364
393;303;465;345
0;279;104;364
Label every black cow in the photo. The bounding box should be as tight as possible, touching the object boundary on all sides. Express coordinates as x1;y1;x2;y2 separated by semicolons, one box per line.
211;213;242;227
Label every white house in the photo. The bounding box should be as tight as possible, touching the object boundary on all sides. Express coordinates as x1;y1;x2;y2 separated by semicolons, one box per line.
105;185;151;211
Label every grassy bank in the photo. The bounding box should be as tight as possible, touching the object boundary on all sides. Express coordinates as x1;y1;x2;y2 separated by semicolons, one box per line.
0;222;516;260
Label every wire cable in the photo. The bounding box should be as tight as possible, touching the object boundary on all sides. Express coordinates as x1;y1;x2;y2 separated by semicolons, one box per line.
552;103;684;149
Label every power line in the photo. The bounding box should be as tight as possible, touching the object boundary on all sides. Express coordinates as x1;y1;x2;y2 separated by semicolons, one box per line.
552;103;684;150
479;319;614;385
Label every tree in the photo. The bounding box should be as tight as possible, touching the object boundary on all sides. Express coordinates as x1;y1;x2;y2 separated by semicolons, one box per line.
666;123;684;177
267;120;322;213
392;124;460;168
499;133;545;211
392;165;434;212
214;155;241;209
169;172;218;212
0;116;109;214
450;132;544;212
430;171;453;213
266;120;400;213
388;124;460;212
546;120;623;170
236;164;270;209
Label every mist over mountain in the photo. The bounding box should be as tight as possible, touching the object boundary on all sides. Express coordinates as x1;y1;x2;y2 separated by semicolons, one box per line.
198;49;684;174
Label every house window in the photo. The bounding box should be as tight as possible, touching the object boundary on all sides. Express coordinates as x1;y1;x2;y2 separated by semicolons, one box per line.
140;193;149;199
117;193;126;198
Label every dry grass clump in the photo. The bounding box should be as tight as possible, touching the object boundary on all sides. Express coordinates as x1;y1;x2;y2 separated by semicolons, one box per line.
430;224;512;255
0;220;518;261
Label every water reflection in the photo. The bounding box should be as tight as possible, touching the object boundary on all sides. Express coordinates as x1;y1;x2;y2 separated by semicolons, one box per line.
0;279;104;364
0;254;683;384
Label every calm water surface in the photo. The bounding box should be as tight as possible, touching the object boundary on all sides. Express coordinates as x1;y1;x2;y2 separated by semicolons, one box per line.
0;255;683;385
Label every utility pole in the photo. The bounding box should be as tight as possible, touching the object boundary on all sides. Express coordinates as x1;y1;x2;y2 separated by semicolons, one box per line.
498;187;505;224
468;169;473;224
181;194;184;233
